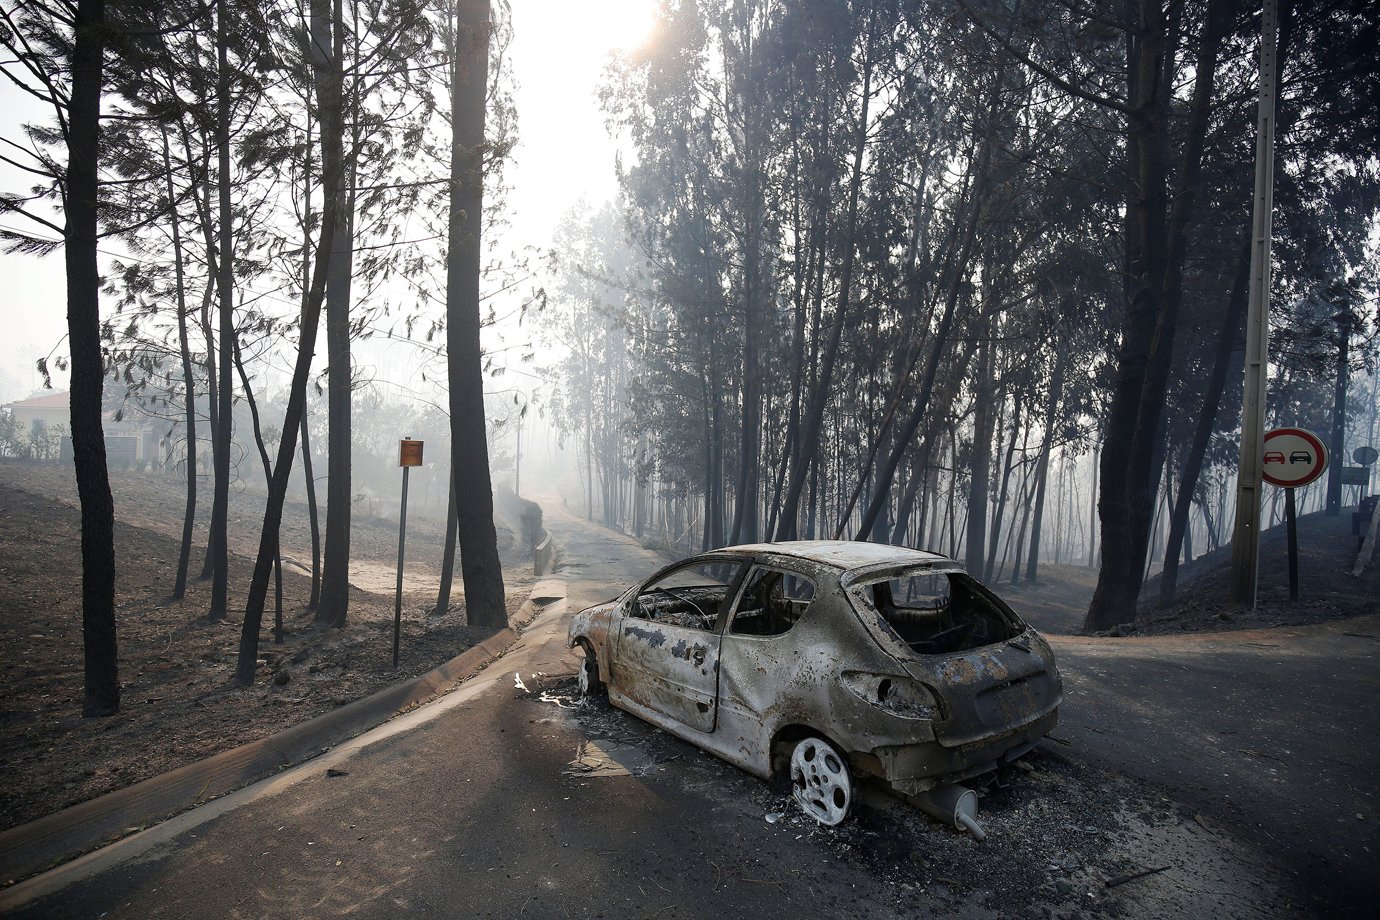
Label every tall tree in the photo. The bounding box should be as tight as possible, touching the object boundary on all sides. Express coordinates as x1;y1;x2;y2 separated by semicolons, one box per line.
447;0;507;628
236;0;348;684
206;0;238;621
0;0;121;714
313;0;354;627
68;0;120;715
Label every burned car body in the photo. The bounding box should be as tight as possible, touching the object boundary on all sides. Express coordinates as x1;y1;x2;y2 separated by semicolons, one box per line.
568;541;1061;825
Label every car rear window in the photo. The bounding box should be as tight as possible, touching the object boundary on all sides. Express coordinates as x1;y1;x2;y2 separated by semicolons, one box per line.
848;568;1023;655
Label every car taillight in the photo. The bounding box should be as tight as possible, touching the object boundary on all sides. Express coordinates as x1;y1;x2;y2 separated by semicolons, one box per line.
840;671;940;720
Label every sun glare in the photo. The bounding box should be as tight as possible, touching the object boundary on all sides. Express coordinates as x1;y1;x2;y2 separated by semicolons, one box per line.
582;0;659;55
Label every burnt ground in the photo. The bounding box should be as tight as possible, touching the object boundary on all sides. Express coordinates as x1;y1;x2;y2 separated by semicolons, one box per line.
1135;504;1380;634
5;492;1371;919
0;459;536;832
517;674;1304;920
996;507;1379;638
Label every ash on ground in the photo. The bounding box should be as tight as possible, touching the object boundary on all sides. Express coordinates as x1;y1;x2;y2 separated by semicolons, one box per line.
525;674;1307;920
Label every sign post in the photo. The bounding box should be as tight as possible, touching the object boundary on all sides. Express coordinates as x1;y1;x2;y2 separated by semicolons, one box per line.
1353;446;1378;497
394;437;424;668
1261;427;1327;603
1228;0;1280;608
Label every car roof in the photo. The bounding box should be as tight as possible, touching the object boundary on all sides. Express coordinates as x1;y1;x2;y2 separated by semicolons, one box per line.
709;540;951;572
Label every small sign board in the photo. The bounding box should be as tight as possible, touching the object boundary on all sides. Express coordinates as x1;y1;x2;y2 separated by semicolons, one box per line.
1354;446;1378;467
1341;466;1370;486
398;438;424;468
1261;427;1327;488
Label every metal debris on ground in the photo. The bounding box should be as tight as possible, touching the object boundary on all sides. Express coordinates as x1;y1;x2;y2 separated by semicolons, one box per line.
537;689;585;709
564;739;655;777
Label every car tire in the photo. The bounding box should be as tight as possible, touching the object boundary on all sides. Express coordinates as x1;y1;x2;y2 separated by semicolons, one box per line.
576;641;604;697
790;736;853;826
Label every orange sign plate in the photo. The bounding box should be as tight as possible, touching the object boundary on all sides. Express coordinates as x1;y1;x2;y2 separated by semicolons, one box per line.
399;439;424;467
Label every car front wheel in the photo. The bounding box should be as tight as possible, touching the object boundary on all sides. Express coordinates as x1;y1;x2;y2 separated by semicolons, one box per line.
576;641;603;697
790;736;852;826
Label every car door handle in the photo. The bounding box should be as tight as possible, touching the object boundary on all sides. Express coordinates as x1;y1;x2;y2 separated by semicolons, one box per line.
692;646;706;665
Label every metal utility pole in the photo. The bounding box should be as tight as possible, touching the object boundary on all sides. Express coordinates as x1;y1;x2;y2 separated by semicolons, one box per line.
394;437;423;667
1229;0;1280;608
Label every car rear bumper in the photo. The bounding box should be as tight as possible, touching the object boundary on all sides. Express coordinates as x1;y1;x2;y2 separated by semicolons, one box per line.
860;707;1059;795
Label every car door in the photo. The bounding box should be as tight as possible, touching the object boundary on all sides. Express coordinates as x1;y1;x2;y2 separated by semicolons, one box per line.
716;563;818;725
611;556;745;733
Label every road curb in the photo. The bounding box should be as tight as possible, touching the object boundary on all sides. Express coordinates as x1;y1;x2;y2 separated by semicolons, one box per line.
0;591;558;890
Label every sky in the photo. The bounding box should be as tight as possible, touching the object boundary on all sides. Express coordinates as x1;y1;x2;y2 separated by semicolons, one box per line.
0;0;658;405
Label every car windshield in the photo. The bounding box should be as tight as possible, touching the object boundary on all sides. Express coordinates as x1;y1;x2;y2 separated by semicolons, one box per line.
633;560;741;631
846;567;1023;655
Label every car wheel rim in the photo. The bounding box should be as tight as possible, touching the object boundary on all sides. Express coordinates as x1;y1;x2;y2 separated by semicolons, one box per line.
790;738;851;826
578;652;593;695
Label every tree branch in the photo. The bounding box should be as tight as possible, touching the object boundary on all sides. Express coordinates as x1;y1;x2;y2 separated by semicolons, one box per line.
955;0;1130;115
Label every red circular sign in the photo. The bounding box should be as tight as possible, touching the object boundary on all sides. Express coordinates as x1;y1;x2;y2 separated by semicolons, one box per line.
1261;427;1328;488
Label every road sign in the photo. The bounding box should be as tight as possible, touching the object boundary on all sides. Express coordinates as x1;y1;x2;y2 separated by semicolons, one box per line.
1354;446;1378;467
1261;427;1327;488
399;438;424;467
1341;466;1370;486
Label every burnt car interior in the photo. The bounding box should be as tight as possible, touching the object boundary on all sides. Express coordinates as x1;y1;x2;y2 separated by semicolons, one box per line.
635;586;724;630
730;568;815;637
632;562;741;631
857;571;1023;655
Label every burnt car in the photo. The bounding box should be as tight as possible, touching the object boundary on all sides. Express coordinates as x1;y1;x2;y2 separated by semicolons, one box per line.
567;541;1062;826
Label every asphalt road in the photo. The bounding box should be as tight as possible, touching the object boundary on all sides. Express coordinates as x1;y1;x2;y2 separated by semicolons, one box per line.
1050;620;1380;915
7;501;1374;919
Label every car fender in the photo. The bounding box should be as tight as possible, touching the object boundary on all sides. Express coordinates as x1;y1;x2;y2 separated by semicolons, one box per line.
568;600;619;684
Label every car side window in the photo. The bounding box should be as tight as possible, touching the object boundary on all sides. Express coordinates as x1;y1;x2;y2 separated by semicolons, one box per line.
633;560;741;632
729;566;815;637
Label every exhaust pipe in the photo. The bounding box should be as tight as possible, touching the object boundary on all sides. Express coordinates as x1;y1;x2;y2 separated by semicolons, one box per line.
913;784;986;841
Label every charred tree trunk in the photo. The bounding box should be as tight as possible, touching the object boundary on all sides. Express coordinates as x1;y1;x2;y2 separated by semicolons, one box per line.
435;471;459;614
301;413;321;609
164;128;197;602
1087;0;1217;630
447;0;507;629
207;0;236;622
1087;439;1100;568
1326;311;1349;515
1159;238;1249;604
1024;340;1067;582
987;394;1020;582
775;15;874;541
235;0;346;685
297;118;320;612
69;0;118;716
231;339;284;642
316;0;356;629
196;167;220;582
965;315;996;575
854;129;993;537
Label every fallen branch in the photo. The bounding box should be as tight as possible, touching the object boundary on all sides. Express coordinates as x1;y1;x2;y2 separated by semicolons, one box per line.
1105;865;1171;889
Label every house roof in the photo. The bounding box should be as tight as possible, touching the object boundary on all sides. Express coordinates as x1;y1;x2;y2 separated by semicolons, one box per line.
2;391;70;410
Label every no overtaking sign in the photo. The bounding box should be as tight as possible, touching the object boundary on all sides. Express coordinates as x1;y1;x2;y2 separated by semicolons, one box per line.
1261;427;1327;488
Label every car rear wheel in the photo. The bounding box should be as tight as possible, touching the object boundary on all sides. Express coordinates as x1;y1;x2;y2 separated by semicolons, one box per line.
576;642;603;697
790;736;852;826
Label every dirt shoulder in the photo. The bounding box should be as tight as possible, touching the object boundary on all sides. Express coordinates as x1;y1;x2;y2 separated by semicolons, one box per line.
0;460;536;832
